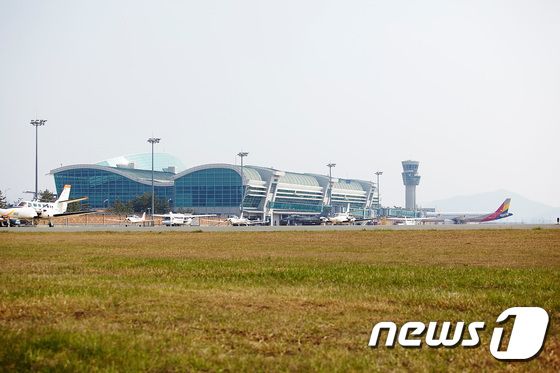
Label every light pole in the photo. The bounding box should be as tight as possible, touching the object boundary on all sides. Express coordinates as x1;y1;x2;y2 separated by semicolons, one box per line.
374;171;383;209
326;163;336;208
30;119;47;200
237;151;248;217
147;137;161;223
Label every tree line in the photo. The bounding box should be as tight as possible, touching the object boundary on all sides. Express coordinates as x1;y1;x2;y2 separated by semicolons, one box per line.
110;193;170;215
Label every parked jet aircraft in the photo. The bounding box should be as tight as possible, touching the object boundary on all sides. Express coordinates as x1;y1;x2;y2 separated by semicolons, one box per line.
0;185;88;227
426;198;513;224
154;212;216;226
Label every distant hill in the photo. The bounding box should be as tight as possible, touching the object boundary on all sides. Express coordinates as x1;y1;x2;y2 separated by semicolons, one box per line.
424;190;560;224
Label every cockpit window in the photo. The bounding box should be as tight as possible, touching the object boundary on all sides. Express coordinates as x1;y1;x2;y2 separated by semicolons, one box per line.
18;202;27;207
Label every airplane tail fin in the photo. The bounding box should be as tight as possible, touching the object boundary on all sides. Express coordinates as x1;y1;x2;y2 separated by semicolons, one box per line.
55;185;72;203
54;185;72;213
495;198;511;214
141;212;146;221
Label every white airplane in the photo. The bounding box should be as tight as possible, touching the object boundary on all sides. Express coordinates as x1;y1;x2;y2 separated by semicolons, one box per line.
385;217;420;226
321;204;372;225
226;215;266;226
108;212;154;227
154;212;216;226
0;185;88;227
425;198;513;224
321;211;357;225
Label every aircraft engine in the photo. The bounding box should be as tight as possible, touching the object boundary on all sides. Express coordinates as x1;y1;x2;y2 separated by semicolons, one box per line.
40;209;55;218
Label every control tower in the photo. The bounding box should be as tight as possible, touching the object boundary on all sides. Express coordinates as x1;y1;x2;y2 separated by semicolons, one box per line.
401;160;421;210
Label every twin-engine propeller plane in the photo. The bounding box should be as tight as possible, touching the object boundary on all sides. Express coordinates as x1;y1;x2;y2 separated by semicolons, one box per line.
154;212;217;226
0;185;89;227
226;214;268;226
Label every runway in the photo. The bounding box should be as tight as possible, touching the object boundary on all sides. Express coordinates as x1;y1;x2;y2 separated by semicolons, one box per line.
3;223;559;233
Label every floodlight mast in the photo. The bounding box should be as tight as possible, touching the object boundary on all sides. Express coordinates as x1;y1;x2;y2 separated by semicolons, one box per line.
326;163;336;207
147;137;161;224
30;119;47;200
375;171;383;209
237;152;249;217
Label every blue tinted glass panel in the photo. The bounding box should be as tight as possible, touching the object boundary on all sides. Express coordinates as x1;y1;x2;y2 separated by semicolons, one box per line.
54;168;173;208
174;168;242;208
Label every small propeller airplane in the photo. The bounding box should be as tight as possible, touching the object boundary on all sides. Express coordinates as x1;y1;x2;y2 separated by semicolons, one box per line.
153;212;216;226
107;212;154;227
0;185;90;227
226;215;267;226
226;215;252;226
321;204;372;225
321;211;357;225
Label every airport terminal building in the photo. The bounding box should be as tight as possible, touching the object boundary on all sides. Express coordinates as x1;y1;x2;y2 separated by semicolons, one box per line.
51;153;378;222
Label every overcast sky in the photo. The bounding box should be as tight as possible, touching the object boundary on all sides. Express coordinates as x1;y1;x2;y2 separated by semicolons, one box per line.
1;0;559;207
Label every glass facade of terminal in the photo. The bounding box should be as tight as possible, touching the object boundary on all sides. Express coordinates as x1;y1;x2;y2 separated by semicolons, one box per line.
53;168;173;208
174;168;242;208
52;160;377;217
268;201;323;213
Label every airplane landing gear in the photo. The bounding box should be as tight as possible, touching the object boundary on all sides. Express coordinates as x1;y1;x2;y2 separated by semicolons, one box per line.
48;221;54;227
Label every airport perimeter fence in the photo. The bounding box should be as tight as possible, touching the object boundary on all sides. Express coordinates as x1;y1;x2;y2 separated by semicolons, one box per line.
36;214;226;227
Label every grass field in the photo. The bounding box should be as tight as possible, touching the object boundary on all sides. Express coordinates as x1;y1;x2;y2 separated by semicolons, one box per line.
0;229;559;372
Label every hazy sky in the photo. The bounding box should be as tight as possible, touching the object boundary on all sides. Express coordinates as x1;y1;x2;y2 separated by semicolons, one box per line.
1;0;559;207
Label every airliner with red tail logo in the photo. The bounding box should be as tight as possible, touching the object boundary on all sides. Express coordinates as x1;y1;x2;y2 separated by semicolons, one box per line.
426;198;513;224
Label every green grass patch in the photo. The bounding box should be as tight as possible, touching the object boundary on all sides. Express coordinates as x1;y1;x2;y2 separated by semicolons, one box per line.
0;230;559;371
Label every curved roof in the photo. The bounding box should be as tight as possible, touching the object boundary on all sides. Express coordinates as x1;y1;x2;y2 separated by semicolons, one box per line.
96;153;184;172
53;162;373;192
173;164;374;190
243;167;263;181
51;164;175;186
333;179;367;191
279;173;320;187
173;164;256;184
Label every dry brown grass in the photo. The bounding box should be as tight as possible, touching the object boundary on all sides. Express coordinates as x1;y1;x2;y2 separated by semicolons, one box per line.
0;229;559;371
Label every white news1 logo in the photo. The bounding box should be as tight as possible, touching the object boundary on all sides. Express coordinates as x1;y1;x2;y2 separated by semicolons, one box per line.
368;307;549;360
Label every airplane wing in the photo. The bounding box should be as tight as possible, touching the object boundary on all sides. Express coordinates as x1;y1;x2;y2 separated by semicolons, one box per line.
385;217;446;223
53;210;97;217
153;213;176;218
153;213;216;218
353;217;374;222
57;197;89;204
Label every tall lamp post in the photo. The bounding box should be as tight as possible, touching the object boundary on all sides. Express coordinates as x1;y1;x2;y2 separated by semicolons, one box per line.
326;163;336;208
30;119;47;200
147;137;161;223
237;151;248;217
374;171;383;209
